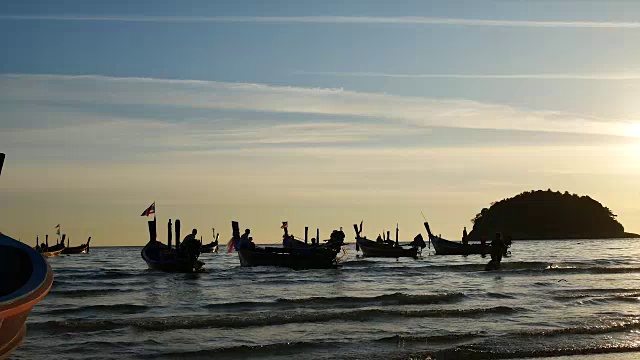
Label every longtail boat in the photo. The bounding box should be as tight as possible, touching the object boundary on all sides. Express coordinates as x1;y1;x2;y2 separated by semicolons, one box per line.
231;221;345;269
36;234;65;258
141;218;204;273
61;237;91;255
354;222;425;258
200;228;219;253
423;221;491;255
0;233;54;358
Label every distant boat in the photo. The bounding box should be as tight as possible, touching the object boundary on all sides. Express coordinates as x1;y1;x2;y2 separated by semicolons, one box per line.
231;221;346;270
354;222;425;258
61;237;91;255
423;221;491;255
199;228;219;253
0;232;54;358
141;218;204;273
36;234;66;258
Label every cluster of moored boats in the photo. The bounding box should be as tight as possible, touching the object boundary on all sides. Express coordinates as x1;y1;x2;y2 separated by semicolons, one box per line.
35;234;91;258
140;216;512;273
0;219;511;358
0;152;511;357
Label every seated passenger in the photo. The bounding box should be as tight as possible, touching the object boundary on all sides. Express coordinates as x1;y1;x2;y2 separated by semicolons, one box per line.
238;229;254;250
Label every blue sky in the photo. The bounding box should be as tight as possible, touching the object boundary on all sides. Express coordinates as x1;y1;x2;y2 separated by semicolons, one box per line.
1;1;640;244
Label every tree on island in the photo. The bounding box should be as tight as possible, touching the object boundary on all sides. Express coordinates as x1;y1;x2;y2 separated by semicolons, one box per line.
467;189;637;240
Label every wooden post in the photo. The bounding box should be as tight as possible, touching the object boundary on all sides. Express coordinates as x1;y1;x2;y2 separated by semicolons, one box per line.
396;224;399;246
36;235;38;248
316;228;320;245
46;234;49;248
305;226;309;244
167;219;173;250
387;231;390;242
232;221;240;240
0;152;4;176
148;219;157;243
353;224;360;252
175;219;181;249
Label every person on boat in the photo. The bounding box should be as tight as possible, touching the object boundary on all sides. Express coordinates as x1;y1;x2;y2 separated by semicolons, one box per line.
376;234;383;243
237;229;254;250
462;227;468;245
181;229;201;261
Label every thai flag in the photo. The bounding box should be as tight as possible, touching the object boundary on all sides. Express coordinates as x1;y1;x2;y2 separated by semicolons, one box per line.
140;202;156;217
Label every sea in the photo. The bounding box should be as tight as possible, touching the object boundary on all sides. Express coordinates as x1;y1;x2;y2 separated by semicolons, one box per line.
12;239;640;360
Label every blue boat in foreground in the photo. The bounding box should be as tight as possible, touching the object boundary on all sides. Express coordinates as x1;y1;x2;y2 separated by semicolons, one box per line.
0;233;54;358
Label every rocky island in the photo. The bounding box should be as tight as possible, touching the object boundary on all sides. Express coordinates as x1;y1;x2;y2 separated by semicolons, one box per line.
467;190;639;240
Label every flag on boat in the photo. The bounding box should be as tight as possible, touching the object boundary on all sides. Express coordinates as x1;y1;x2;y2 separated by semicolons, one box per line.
226;238;235;253
140;202;155;217
55;224;61;236
281;222;288;229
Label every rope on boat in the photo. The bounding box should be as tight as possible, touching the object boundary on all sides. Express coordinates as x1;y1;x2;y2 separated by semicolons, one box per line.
335;246;348;262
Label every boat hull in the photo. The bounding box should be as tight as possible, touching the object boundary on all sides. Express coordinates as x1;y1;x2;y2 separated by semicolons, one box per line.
199;241;218;253
356;238;419;258
238;247;340;269
141;241;203;273
61;245;89;255
0;234;54;358
430;236;490;255
39;249;64;258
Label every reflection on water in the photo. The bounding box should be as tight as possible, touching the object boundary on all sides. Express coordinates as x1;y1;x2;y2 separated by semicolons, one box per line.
12;239;640;359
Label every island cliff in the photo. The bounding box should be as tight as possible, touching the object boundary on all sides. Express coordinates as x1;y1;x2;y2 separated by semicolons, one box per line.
467;190;639;240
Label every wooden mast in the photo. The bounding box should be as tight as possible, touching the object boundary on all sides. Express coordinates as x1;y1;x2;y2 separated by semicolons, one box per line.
167;219;173;250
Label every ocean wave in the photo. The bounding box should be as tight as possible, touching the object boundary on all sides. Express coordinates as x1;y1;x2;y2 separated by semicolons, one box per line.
138;340;330;359
540;266;640;275
48;288;137;298
435;344;640;359
377;333;484;344
554;292;640;300
514;319;640;337
47;304;151;315
135;306;517;331
204;292;464;311
28;306;515;333
29;319;126;333
485;292;516;299
555;288;640;294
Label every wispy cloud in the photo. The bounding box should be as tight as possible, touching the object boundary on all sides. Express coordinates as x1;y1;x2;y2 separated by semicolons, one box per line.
294;70;640;81
1;73;637;139
3;15;640;29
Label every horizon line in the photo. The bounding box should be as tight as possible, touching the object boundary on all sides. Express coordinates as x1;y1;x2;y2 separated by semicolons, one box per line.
294;70;640;81
3;15;640;29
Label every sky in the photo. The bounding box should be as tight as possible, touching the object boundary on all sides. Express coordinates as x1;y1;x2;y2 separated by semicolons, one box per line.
1;0;640;246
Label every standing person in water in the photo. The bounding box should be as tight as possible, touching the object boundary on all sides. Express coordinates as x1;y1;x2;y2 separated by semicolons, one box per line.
486;232;504;270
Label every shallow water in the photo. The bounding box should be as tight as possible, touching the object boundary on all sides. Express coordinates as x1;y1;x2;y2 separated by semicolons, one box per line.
12;239;640;359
